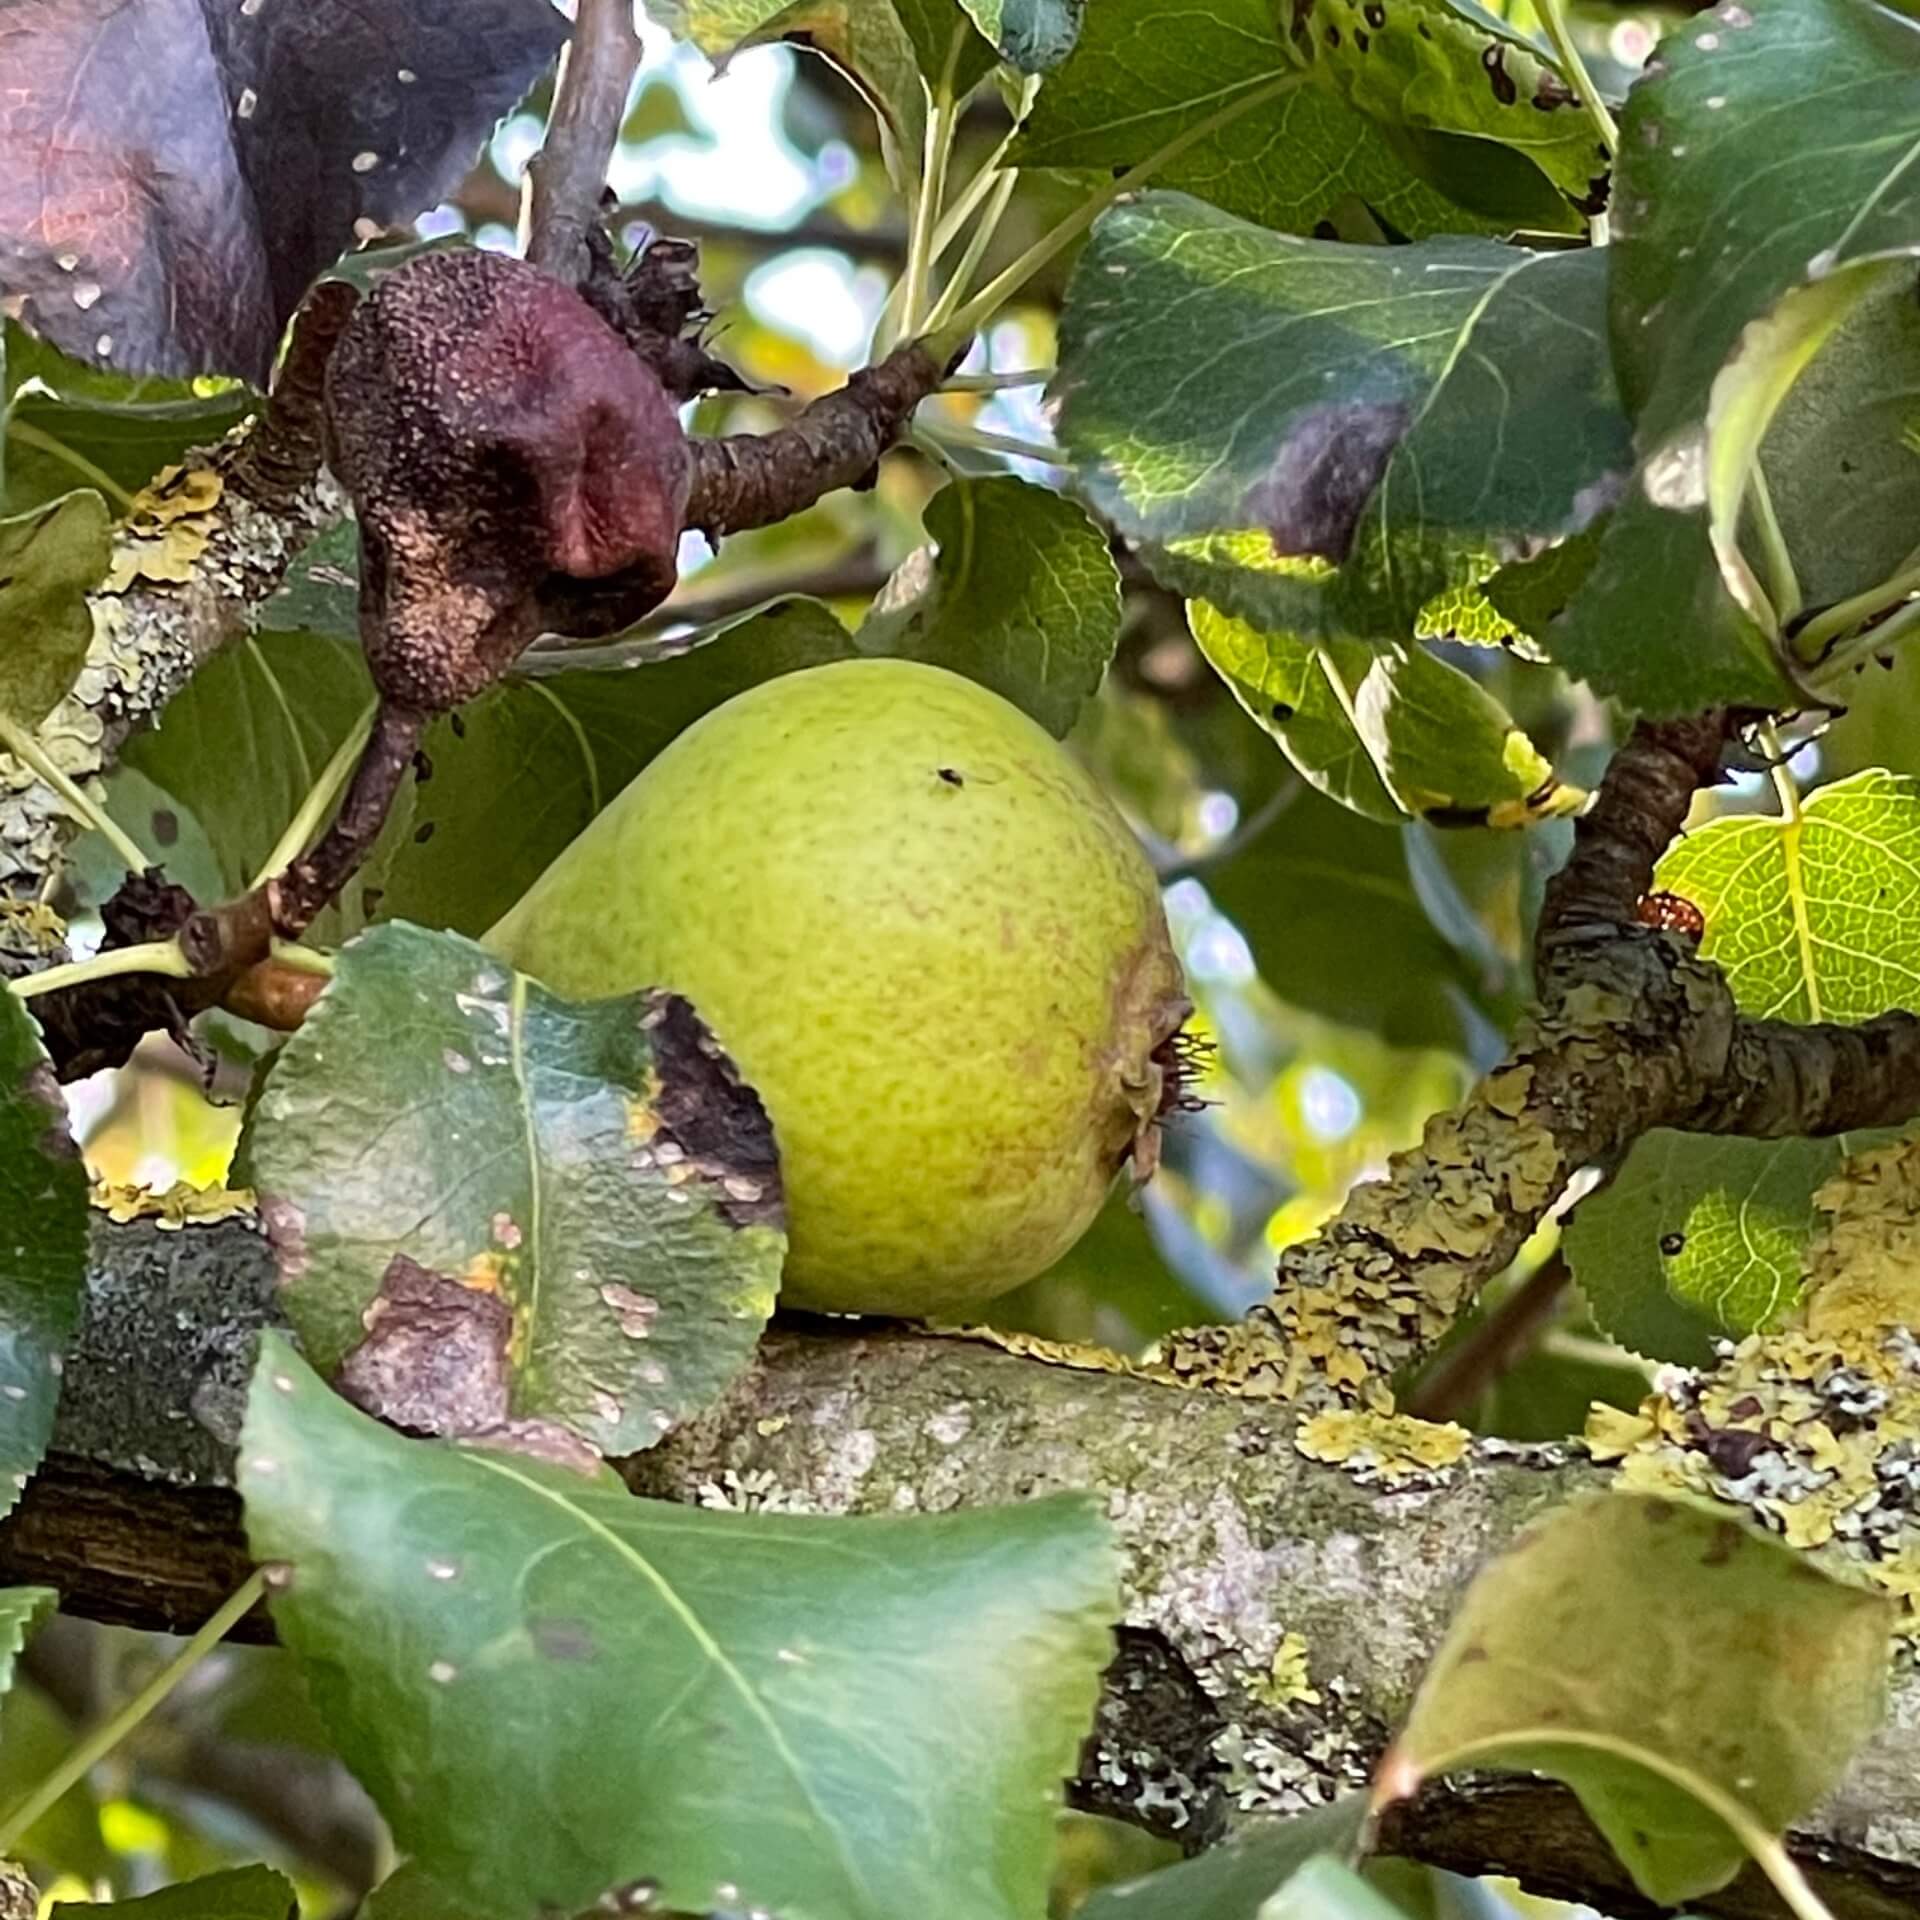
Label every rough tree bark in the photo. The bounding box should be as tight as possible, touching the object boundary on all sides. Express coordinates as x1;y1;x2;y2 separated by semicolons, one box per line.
4;1212;1919;1920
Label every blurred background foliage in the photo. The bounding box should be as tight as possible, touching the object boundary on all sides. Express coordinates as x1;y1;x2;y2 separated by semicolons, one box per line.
27;0;1915;1909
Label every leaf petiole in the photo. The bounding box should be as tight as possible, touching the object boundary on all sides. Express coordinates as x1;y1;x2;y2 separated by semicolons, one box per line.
8;939;195;1000
248;696;379;891
898;26;970;341
0;1569;269;1855
1532;0;1618;158
933;71;1304;347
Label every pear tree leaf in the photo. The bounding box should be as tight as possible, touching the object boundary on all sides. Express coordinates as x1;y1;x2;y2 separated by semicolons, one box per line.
1757;263;1920;614
1351;646;1574;827
1012;0;1493;241
241;1335;1120;1920
0;995;90;1520
1054;193;1630;641
1262;1858;1414;1920
1610;0;1920;441
238;924;786;1457
1080;1797;1370;1920
1565;1132;1843;1365
1189;601;1402;822
49;1868;297;1920
1387;1491;1893;1906
1657;768;1920;1023
0;1589;55;1703
1;322;256;517
893;0;1002;94
1286;0;1602;231
0;491;111;726
857;476;1119;737
1568;770;1920;1356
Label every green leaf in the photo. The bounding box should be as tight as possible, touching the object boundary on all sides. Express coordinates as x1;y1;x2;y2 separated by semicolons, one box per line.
0;995;90;1520
1054;194;1630;640
1264;1857;1416;1920
0;491;111;726
1;322;255;517
1538;481;1793;716
1609;0;1920;442
894;0;1001;94
1754;264;1920;615
239;924;785;1455
1080;1797;1369;1920
0;1589;53;1702
1657;768;1920;1022
858;476;1119;737
1188;607;1568;826
1012;0;1491;240
1189;602;1402;822
242;1335;1120;1920
50;1867;297;1919
1566;770;1920;1353
1566;1133;1841;1365
1390;1490;1892;1906
358;1866;470;1920
1288;0;1601;230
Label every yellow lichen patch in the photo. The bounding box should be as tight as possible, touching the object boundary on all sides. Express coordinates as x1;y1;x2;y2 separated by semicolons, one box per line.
1586;1131;1920;1629
1294;1407;1470;1481
102;464;225;592
0;900;66;960
1482;1065;1534;1117
90;1180;256;1228
935;1322;1144;1376
1247;1631;1324;1709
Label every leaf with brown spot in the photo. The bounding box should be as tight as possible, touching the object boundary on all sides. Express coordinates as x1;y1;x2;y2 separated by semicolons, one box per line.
0;993;90;1518
243;1336;1121;1920
1383;1490;1893;1906
237;923;787;1456
0;0;566;380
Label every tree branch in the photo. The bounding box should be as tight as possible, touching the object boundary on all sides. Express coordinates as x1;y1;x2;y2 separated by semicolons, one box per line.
1158;717;1920;1414
523;0;644;287
7;1211;1920;1920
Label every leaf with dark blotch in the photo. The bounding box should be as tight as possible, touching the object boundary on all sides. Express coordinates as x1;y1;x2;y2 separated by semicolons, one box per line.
1054;194;1631;641
1288;0;1603;230
242;1336;1121;1920
0;1588;54;1703
0;994;90;1520
0;0;566;380
238;923;786;1457
857;476;1120;737
1011;0;1509;241
49;1867;298;1919
1386;1491;1892;1906
1079;1796;1370;1920
0;491;111;727
1;322;257;518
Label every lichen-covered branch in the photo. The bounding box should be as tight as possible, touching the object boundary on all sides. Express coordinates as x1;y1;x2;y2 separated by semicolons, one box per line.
7;1209;1920;1920
0;299;347;908
1158;719;1920;1424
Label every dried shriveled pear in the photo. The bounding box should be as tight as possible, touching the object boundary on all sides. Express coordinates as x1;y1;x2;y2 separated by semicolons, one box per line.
322;247;689;713
485;660;1193;1315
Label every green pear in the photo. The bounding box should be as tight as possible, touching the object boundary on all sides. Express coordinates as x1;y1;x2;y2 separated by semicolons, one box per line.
485;658;1191;1315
